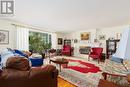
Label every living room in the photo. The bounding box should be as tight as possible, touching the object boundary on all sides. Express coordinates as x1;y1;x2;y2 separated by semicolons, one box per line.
0;0;130;87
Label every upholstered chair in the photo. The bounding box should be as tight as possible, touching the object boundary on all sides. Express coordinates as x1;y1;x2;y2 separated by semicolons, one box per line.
88;47;103;63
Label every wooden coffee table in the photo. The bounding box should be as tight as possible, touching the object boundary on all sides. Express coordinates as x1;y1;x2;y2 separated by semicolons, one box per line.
50;58;69;72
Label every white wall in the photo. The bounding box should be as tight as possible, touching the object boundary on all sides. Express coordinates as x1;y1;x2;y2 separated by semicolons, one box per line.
0;19;17;49
97;25;129;52
61;25;129;57
56;32;66;49
64;29;96;56
0;19;56;50
0;19;129;54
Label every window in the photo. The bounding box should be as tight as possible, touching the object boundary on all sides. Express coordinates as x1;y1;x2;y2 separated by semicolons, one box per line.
29;31;52;53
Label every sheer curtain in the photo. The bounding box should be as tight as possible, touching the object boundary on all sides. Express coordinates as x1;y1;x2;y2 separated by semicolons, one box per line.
51;33;57;49
16;26;29;51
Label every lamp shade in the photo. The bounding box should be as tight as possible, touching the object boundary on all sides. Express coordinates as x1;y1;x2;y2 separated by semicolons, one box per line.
114;28;130;60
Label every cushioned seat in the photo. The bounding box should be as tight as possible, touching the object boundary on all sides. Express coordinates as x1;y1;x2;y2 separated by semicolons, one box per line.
89;55;100;59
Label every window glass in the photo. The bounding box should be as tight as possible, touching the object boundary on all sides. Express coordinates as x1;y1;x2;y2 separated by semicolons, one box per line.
29;31;52;52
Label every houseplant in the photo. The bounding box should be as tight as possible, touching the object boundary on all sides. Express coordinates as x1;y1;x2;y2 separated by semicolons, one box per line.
29;32;52;58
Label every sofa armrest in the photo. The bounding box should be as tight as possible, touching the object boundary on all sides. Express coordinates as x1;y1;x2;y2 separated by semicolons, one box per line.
29;65;58;87
29;65;58;79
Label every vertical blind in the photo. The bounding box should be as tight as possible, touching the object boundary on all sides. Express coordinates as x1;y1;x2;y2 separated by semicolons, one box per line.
16;26;29;51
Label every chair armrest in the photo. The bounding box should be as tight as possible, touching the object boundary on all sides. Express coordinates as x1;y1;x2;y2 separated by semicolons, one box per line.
102;72;126;80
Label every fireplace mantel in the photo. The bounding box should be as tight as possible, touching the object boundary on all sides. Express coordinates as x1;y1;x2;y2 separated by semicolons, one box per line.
79;46;91;54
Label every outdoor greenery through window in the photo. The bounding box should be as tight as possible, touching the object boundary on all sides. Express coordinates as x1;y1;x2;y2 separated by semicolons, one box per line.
29;31;52;53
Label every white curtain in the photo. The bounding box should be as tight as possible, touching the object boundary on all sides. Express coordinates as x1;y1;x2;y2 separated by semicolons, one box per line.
51;33;57;49
114;27;130;60
16;26;29;51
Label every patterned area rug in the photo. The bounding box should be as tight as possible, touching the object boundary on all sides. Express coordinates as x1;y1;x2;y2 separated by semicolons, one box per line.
63;59;101;73
44;56;105;87
59;69;101;87
58;56;104;87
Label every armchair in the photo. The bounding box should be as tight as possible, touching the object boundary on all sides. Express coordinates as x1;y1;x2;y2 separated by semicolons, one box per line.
61;45;73;56
88;47;103;63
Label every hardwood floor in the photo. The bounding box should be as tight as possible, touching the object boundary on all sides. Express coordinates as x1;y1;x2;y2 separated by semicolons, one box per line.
58;77;77;87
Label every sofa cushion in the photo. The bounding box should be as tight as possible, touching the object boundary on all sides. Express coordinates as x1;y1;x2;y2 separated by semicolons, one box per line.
6;56;30;71
29;65;56;78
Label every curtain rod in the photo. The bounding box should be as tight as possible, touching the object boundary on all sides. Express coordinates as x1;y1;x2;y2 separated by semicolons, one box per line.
11;23;54;33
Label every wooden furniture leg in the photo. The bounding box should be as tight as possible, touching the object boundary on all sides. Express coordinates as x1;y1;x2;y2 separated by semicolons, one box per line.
59;64;61;72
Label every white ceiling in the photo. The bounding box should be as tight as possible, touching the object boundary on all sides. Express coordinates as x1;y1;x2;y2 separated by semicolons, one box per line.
8;0;130;32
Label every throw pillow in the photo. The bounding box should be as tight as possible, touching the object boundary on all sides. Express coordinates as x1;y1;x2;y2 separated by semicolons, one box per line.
111;56;123;63
6;56;30;71
0;48;14;67
14;50;28;58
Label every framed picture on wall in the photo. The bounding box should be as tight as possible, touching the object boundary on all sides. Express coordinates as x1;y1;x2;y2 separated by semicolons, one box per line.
98;35;106;40
58;38;63;45
74;39;78;43
0;30;9;44
80;32;90;40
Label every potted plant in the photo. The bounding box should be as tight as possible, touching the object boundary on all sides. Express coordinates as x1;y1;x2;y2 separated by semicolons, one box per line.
29;33;51;58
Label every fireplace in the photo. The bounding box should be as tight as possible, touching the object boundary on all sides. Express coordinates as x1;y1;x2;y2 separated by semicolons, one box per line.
79;46;91;54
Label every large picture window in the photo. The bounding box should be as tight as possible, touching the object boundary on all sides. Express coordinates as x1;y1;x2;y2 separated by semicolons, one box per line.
29;31;52;53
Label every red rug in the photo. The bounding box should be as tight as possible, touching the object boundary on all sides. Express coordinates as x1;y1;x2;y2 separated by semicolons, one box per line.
63;59;101;73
